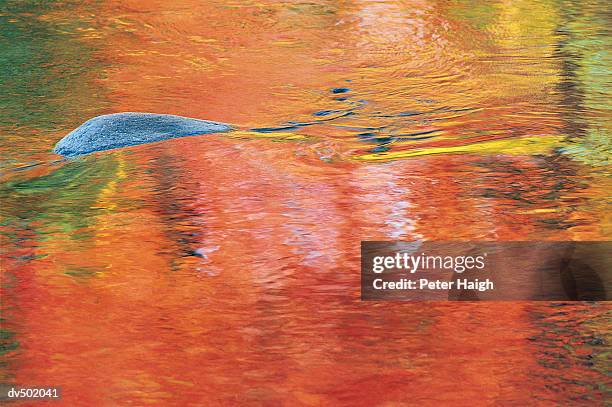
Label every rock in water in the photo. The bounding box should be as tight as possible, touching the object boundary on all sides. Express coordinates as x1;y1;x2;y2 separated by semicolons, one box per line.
54;112;233;156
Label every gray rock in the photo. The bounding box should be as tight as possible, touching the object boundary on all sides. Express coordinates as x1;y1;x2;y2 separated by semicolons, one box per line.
54;112;233;156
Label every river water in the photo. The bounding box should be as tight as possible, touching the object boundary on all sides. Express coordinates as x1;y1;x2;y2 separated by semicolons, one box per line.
1;0;610;405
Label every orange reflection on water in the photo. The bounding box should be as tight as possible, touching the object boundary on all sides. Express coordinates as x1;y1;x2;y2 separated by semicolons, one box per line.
1;0;610;405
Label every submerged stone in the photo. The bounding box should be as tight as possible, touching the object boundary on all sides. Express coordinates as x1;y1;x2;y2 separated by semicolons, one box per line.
53;112;233;156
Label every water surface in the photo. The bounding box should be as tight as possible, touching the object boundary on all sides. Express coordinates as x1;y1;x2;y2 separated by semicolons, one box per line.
1;0;610;405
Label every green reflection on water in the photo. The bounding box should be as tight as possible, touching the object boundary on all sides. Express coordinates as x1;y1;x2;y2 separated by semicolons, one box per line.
446;0;499;30
0;155;119;236
0;0;108;131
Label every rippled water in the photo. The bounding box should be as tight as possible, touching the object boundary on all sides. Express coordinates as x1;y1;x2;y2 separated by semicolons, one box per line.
1;0;610;405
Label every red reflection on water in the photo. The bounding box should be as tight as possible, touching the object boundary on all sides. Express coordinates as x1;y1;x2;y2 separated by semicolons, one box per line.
1;0;610;406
